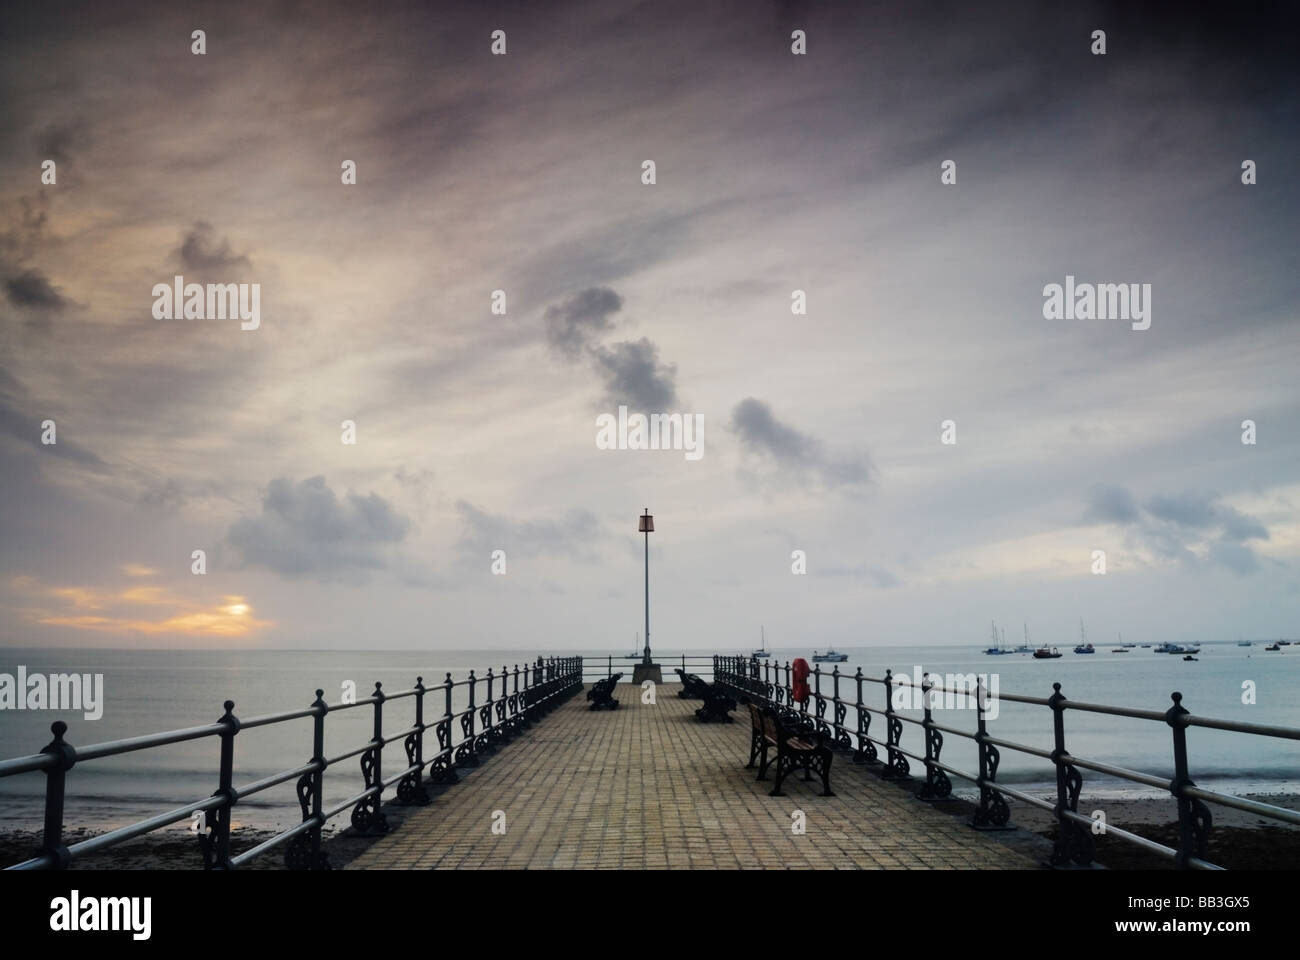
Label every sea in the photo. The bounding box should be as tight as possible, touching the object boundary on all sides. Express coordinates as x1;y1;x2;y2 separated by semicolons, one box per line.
1;644;1297;834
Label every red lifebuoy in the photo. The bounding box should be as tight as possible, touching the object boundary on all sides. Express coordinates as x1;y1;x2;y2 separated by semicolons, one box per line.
792;657;811;704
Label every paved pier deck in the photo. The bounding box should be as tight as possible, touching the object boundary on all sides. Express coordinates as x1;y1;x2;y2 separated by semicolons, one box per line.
347;684;1040;869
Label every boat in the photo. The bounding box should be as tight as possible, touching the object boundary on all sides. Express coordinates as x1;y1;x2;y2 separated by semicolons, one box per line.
1033;646;1062;659
1153;642;1186;654
1183;646;1200;655
1139;643;1152;648
1073;619;1095;654
1013;623;1034;653
812;649;848;663
753;626;770;658
1237;640;1252;647
1183;655;1198;661
1279;640;1293;646
1111;647;1129;653
1265;643;1281;651
984;620;1012;655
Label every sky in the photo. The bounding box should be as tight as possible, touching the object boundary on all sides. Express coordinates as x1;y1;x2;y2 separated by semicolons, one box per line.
0;0;1297;652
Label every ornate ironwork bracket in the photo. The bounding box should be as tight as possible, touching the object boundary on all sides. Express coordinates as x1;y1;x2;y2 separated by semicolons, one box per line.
917;726;952;799
350;746;389;836
970;743;1011;829
1049;763;1094;867
395;731;429;805
882;715;911;779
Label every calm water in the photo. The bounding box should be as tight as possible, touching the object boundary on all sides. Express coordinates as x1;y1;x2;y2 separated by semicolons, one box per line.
1;645;1297;832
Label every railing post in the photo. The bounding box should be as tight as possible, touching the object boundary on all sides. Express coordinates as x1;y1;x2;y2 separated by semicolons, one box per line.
37;721;75;869
435;672;459;782
287;689;330;868
1166;691;1212;867
970;675;1009;829
349;682;388;835
201;700;240;869
397;677;429;805
608;654;612;678
880;670;909;779
511;663;521;732
458;670;478;767
481;667;496;750
814;665;830;738
917;672;951;799
852;668;876;764
1048;682;1090;867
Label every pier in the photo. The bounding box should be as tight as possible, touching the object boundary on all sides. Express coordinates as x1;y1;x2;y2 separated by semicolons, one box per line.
346;681;1035;869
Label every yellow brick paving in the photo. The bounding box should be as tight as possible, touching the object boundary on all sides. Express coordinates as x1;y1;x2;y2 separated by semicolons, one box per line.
347;684;1040;870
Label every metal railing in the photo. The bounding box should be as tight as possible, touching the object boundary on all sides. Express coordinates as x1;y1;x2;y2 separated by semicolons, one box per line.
0;656;583;870
715;654;1300;870
579;653;716;680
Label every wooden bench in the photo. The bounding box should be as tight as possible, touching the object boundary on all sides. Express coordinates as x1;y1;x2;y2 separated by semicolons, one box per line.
747;704;833;797
586;673;622;710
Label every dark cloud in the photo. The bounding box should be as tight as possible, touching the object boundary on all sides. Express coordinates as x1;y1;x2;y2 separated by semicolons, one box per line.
729;397;872;491
176;222;251;275
35;120;89;167
1089;486;1270;574
228;476;410;581
544;287;623;358
0;368;106;470
4;268;68;311
590;338;678;410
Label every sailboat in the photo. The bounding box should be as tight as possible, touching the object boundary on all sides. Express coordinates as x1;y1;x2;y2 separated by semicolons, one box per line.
1014;623;1034;653
753;626;770;658
984;620;1012;655
1112;631;1130;653
1073;618;1095;654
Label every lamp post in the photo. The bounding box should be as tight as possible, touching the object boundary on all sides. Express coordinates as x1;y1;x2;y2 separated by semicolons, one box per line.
632;509;662;685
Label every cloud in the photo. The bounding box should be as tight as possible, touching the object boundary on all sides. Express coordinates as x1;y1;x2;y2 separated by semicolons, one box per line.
9;575;267;638
729;397;873;491
0;368;107;470
455;501;604;561
1088;486;1271;574
176;221;251;275
4;268;68;311
1085;484;1142;525
228;476;410;581
590;338;678;410
542;288;682;410
544;287;623;358
35;120;90;168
